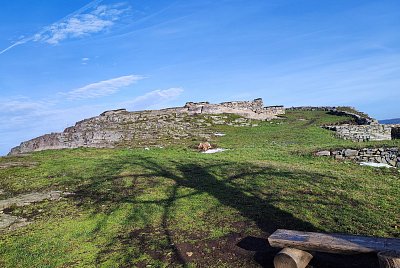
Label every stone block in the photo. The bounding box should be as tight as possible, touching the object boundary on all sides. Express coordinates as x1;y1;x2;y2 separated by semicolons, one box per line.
316;151;331;156
344;149;359;157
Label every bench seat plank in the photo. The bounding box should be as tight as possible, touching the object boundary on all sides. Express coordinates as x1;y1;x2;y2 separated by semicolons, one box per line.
268;229;400;254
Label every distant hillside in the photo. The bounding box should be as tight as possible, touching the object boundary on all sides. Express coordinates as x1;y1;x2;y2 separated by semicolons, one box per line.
379;118;400;124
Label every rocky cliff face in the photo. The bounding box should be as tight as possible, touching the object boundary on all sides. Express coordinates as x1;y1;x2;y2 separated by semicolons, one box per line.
9;98;284;155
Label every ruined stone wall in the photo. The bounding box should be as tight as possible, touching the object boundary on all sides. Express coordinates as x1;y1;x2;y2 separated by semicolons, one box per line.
327;110;378;125
324;125;393;142
219;98;264;112
315;148;400;168
288;106;378;125
264;106;285;115
287;106;336;111
183;98;285;120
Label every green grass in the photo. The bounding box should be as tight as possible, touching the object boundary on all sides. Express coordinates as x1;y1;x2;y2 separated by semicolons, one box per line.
0;110;399;267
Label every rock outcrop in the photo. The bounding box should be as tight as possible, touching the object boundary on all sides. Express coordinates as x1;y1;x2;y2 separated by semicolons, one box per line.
9;98;284;155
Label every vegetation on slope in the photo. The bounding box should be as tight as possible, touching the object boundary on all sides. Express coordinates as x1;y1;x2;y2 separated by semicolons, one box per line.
0;110;399;267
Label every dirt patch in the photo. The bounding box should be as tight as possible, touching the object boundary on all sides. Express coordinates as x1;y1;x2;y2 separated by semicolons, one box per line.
121;220;381;268
176;232;266;267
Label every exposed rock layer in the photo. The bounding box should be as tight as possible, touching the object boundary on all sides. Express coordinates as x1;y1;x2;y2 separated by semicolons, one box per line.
0;191;71;231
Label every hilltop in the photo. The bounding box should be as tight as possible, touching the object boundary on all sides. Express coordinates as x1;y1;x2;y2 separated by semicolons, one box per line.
8;98;284;155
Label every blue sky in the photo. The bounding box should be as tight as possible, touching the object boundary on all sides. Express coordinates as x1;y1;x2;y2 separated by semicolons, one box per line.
0;0;399;155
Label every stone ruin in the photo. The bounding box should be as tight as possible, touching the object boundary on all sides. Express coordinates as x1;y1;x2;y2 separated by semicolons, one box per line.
290;106;399;142
8;98;285;155
183;98;284;120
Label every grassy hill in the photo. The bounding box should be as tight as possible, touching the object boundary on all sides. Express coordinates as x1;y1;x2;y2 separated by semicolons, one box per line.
0;110;399;267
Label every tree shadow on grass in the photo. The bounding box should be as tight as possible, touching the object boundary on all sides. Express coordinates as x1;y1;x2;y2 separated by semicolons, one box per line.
69;154;375;267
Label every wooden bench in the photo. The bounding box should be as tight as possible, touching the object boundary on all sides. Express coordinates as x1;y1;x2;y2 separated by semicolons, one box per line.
268;229;400;268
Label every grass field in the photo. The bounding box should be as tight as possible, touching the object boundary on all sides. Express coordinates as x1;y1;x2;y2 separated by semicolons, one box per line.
0;110;399;267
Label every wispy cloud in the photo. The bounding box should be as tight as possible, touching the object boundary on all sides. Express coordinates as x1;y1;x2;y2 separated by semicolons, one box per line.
34;4;126;44
0;97;58;133
0;1;129;55
123;87;184;109
0;97;54;114
63;75;145;100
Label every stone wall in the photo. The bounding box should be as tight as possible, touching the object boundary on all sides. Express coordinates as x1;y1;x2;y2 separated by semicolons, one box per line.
265;105;285;116
323;125;393;142
316;148;400;168
288;106;378;125
183;98;284;120
327;110;378;125
287;106;336;111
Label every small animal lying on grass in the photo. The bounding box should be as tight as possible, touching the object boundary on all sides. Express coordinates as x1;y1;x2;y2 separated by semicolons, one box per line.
198;142;212;151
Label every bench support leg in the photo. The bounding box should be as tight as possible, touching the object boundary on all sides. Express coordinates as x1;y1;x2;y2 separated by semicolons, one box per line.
274;247;313;268
378;251;400;268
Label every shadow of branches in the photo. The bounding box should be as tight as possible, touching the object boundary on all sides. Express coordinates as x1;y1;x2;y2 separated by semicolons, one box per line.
67;154;369;267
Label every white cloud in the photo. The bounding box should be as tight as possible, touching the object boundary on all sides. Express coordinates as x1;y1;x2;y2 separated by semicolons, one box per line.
34;4;126;44
63;75;145;100
123;87;184;109
81;57;90;65
0;2;129;54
